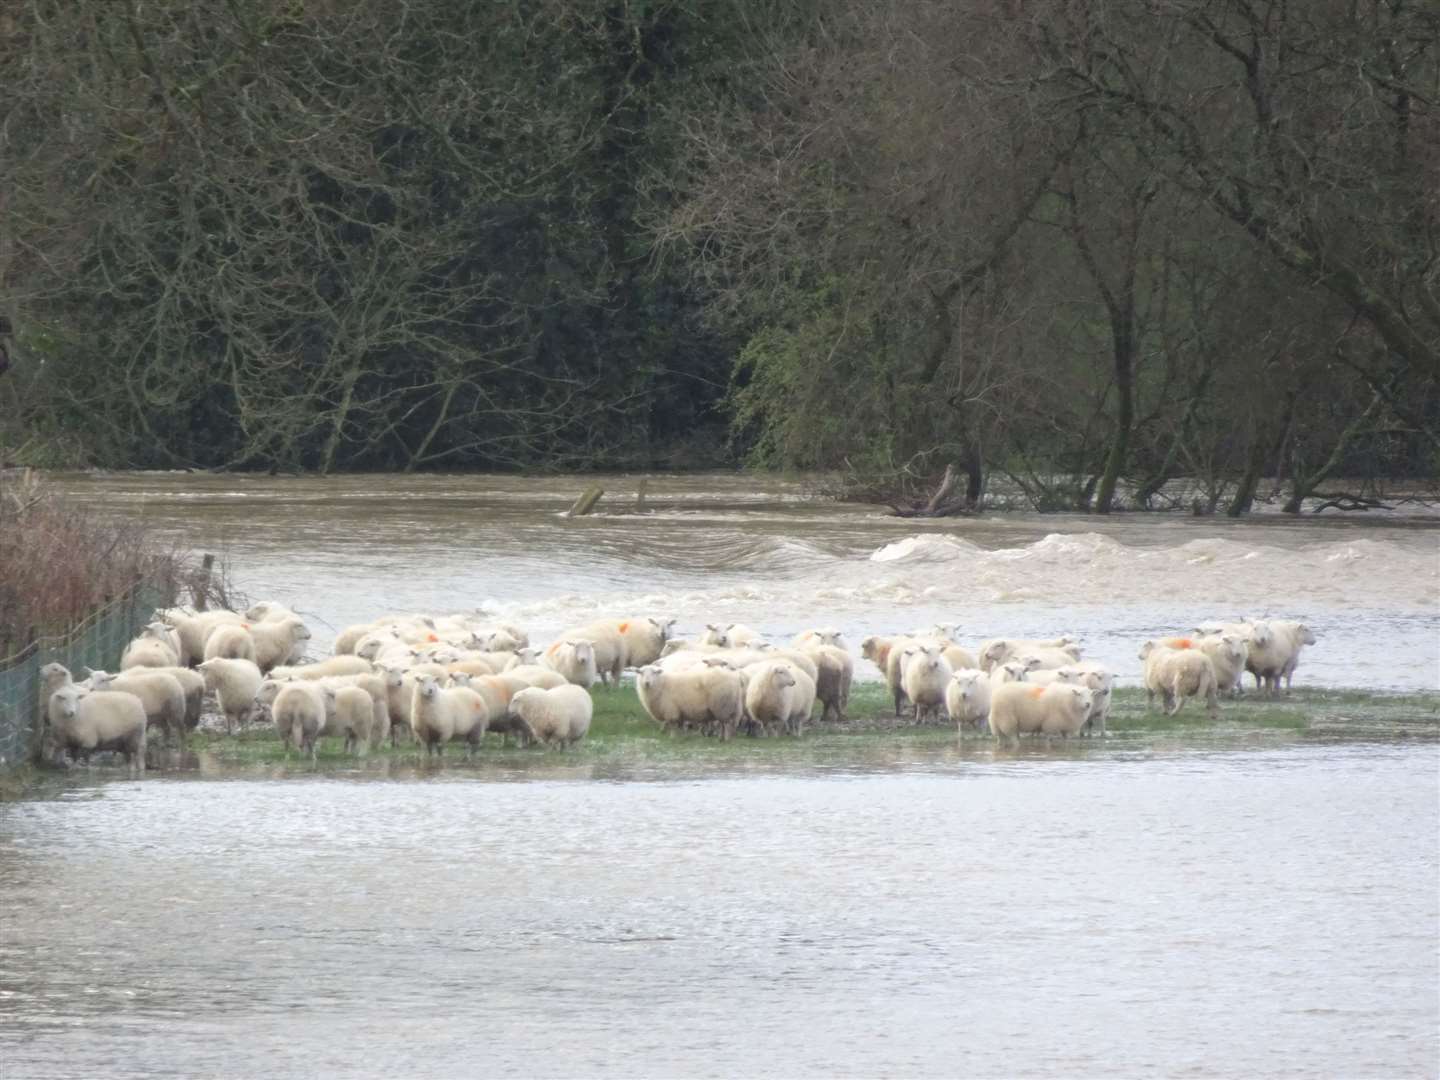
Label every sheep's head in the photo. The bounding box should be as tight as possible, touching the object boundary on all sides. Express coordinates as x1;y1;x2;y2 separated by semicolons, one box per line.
1069;686;1095;715
1297;624;1317;645
770;665;797;690
415;676;440;702
638;666;662;692
998;661;1029;683
1246;622;1274;648
1138;641;1156;660
87;670;115;691
649;617;678;640
1016;654;1044;672
981;641;1008;665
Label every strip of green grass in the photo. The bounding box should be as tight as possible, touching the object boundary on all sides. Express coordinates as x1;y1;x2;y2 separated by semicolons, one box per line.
169;682;1438;771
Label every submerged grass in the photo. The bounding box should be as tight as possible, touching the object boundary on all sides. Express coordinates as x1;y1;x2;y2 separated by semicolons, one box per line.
168;682;1440;775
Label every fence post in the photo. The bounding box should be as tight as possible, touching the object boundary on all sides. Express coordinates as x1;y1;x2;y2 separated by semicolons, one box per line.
194;554;215;611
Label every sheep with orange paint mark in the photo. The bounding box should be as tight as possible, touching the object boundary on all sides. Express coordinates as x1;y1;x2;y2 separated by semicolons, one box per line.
987;682;1094;743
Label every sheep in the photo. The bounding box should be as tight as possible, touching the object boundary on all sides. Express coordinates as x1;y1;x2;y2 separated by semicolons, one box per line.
245;600;299;623
1051;665;1114;737
718;623;764;647
659;646;771;673
900;644;953;723
45;687;147;772
204;624;257;664
542;640;598;688
881;636;948;716
553;624;625;685
744;662;798;736
197;657;264;733
612;617;676;669
157;608;245;665
1244;620;1316;694
319;673;391;747
269;682;330;757
1012;646;1083;672
978;637;1078;672
409;675;489;757
1139;641;1218;716
505;665;569;690
269;656;374;680
146;666;206;730
452;674;534;745
120;623;182;669
1166;634;1248;697
802;644;853;722
945;669;991;734
380;667;419;746
792;628;847;651
1271;621;1317;692
248;616;311;673
88;669;188;749
322;685;378;755
508;685;593;748
991;660;1033;684
988;682;1095;744
941;644;979;672
635;664;745;739
699;624;731;647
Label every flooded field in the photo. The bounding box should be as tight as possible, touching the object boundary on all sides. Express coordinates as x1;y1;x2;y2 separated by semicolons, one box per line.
2;743;1437;1078
4;471;1437;1077
43;471;1440;690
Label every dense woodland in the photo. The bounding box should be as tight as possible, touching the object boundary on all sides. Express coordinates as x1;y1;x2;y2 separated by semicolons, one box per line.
0;0;1436;513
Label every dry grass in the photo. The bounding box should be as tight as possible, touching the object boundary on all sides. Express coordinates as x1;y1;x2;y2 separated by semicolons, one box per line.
0;470;223;650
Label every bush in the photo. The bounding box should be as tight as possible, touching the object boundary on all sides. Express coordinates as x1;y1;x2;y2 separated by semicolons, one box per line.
0;471;216;650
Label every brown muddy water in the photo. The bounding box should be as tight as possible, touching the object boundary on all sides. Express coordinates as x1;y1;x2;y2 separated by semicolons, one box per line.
2;472;1437;1077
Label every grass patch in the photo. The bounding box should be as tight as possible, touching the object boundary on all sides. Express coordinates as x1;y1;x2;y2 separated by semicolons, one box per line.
164;681;1440;776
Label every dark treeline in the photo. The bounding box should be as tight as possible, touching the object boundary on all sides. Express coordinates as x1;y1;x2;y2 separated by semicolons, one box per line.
0;0;1436;513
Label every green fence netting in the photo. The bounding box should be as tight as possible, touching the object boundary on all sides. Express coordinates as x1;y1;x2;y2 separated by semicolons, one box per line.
0;579;174;767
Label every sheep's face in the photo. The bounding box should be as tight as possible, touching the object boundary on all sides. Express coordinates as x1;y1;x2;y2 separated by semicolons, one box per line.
638;667;662;693
1018;654;1044;672
771;667;797;690
1247;623;1273;648
381;668;405;690
416;677;440;702
982;642;1007;665
53;689;79;722
1070;687;1095;716
998;662;1028;683
89;671;115;691
649;617;677;640
860;636;882;661
1138;641;1156;660
1297;625;1317;645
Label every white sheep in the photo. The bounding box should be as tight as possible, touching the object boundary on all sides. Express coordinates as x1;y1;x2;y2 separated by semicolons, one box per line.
1013;645;1083;671
157;607;245;665
881;636;948;716
322;685;378;754
508;685;593;748
504;665;569;690
743;662;797;736
89;669;188;749
990;660;1034;684
1182;634;1249;697
248;616;311;673
146;666;206;731
45;687;147;772
988;682;1095;744
635;664;745;739
792;628;847;651
270;656;374;680
978;637;1078;672
542;640;598;688
245;600;299;623
611;617;676;669
900;644;953;723
1050;665;1114;736
552;624;625;685
269;681;330;757
120;623;181;669
718;623;764;647
1139;641;1218;716
203;624;257;664
802;644;853;723
197;657;264;733
409;675;489;757
944;668;991;734
320;673;391;746
1246;620;1316;694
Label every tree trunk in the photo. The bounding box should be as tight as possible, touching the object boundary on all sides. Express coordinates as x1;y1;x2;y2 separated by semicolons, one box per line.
1228;388;1298;517
1282;392;1382;513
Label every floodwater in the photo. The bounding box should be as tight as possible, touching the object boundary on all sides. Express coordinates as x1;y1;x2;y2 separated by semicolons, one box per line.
45;471;1440;690
1;745;1437;1078
4;471;1437;1077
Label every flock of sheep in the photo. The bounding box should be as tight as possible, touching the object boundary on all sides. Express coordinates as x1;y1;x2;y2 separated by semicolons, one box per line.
36;599;1318;771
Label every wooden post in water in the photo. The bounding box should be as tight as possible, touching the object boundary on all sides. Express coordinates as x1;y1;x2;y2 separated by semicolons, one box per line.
636;478;648;512
567;486;604;517
193;553;216;610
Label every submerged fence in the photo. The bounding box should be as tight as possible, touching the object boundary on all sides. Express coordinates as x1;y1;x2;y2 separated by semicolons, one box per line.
0;578;174;768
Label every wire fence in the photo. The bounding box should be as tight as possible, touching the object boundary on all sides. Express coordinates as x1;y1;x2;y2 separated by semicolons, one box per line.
0;578;174;768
